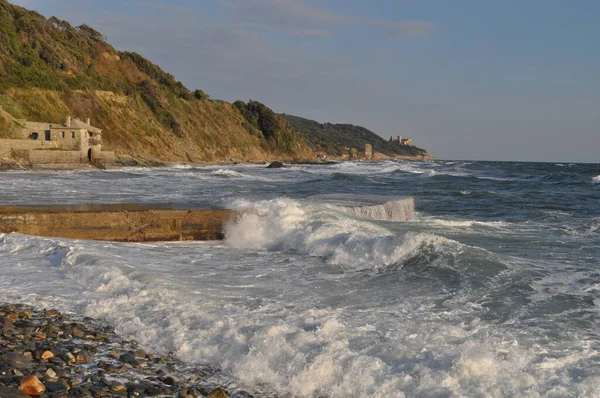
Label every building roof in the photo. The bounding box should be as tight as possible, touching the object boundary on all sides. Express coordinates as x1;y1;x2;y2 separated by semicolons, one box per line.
69;119;102;134
22;119;102;135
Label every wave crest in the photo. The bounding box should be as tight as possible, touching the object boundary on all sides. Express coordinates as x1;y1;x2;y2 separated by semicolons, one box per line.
225;198;454;269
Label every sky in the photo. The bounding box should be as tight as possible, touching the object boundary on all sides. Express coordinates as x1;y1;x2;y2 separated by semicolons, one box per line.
10;0;600;162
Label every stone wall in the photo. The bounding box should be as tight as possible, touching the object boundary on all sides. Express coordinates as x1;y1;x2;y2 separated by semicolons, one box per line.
47;129;84;150
94;150;115;163
0;139;58;157
28;150;83;165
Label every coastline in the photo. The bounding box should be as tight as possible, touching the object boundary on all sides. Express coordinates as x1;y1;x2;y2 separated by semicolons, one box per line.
0;154;435;172
0;303;236;398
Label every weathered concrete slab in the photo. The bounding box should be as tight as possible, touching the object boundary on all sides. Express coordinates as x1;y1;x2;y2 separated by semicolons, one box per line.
0;204;235;242
311;194;416;221
0;196;414;242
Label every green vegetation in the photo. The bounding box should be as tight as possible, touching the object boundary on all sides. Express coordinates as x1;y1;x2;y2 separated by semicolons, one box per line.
0;0;312;162
283;114;430;158
234;100;303;154
0;0;428;163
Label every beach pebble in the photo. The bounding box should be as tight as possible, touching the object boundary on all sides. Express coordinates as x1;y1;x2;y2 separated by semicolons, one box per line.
0;352;31;369
19;375;46;396
0;304;243;398
207;388;229;398
41;350;54;359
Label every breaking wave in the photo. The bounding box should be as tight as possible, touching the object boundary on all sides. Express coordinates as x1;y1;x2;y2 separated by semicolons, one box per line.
225;198;456;270
211;169;247;178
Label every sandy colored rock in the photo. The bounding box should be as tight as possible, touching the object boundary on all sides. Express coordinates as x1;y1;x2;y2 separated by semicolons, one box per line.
207;388;228;398
19;375;46;396
41;351;54;359
6;313;19;321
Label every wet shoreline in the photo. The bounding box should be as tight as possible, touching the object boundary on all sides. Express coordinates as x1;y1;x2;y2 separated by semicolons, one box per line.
0;303;238;397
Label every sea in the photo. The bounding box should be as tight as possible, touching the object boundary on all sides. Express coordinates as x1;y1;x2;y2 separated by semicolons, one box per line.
1;160;600;397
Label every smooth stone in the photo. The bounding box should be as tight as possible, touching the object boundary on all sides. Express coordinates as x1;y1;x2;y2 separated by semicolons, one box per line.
20;375;46;396
76;350;92;364
207;388;229;398
0;352;31;369
119;352;139;366
133;348;146;358
41;350;54;359
45;381;68;393
0;385;30;398
162;375;178;386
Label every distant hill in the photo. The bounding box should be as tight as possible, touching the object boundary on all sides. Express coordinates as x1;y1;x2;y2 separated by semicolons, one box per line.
0;0;430;165
0;0;311;164
283;114;432;159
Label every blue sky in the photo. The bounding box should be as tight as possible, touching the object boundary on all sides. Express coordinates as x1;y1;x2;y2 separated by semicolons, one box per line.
11;0;600;162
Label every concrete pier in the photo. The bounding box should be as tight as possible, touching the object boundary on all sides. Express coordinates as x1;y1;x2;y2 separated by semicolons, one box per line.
0;196;416;242
0;204;235;242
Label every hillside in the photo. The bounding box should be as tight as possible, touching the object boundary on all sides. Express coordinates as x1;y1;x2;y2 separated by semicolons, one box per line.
283;114;432;159
0;0;312;164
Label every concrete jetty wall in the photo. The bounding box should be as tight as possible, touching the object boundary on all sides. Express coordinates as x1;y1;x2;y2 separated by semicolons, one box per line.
0;205;235;242
0;196;415;242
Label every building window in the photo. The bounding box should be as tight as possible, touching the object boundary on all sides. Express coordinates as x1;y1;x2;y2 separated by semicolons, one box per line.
72;132;75;139
61;131;65;138
31;132;38;140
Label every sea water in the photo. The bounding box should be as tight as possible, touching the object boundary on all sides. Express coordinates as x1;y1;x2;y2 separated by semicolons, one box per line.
1;160;600;397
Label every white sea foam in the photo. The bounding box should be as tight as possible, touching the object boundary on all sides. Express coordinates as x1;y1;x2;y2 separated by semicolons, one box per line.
592;175;600;184
1;160;599;397
169;164;194;169
0;230;598;397
211;169;246;178
225;198;447;269
430;219;509;228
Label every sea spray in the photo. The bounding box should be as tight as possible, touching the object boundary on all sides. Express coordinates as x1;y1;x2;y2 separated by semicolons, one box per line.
310;194;415;222
1;160;600;397
225;198;449;269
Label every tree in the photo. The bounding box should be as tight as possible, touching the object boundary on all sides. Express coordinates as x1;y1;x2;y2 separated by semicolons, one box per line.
193;89;209;100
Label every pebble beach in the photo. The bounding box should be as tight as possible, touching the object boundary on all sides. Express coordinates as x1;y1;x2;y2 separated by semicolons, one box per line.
0;304;233;398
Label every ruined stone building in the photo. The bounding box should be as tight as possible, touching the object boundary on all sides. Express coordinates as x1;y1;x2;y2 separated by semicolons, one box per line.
397;136;413;147
0;108;115;169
